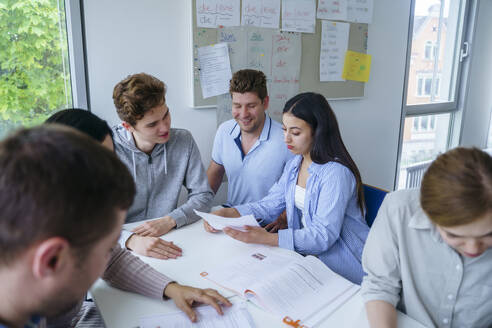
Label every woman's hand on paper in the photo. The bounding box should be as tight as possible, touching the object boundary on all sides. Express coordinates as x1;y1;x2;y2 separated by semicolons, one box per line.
126;234;182;259
203;220;220;233
132;216;177;237
204;207;241;233
164;283;232;322
223;226;279;246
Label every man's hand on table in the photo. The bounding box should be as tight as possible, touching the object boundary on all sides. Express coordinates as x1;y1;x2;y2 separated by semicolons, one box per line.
126;234;182;259
132;216;176;237
164;283;232;322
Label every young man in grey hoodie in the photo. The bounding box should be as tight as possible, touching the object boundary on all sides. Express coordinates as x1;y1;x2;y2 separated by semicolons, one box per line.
112;73;213;259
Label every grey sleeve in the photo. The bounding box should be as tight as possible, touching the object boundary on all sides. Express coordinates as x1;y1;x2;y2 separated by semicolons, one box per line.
360;194;402;307
168;135;213;228
102;244;174;300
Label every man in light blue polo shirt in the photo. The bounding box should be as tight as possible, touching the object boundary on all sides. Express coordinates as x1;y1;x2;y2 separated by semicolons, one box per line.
207;69;293;230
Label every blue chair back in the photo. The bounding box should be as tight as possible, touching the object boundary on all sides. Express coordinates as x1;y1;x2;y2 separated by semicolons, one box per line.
363;184;388;227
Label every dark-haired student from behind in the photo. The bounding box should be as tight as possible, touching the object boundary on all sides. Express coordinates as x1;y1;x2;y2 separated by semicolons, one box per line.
205;92;370;284
45;109;230;327
0;125;135;328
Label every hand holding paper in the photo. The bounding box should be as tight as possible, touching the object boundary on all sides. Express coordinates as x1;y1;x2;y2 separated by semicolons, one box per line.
195;210;260;232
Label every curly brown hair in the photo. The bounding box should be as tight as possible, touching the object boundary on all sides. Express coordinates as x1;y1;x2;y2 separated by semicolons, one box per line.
113;73;166;126
229;69;267;101
421;147;492;227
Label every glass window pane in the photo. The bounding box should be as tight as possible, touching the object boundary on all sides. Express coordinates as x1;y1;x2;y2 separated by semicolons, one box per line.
417;78;423;96
424;78;432;95
0;0;72;137
398;113;451;189
406;0;466;106
421;115;429;129
413;117;419;131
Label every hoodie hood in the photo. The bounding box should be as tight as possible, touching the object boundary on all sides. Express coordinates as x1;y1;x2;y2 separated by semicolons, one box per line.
112;124;168;177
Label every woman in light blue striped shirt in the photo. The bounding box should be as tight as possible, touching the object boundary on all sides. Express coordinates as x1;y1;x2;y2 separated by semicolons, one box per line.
206;92;369;284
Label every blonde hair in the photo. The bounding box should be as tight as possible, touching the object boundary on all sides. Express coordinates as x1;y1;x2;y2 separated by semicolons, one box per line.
421;147;492;227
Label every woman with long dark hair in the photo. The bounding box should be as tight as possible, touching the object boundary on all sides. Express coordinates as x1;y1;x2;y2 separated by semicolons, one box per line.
205;92;369;284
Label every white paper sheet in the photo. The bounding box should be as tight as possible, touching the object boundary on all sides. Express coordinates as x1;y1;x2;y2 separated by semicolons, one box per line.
196;0;241;28
347;0;373;24
316;0;348;21
281;0;316;33
241;0;281;28
320;20;350;81
194;210;260;231
201;248;302;295
269;31;301;120
197;43;232;98
139;303;256;328
202;249;359;326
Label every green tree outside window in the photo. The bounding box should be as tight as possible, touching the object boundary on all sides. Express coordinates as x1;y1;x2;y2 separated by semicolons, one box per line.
0;0;72;136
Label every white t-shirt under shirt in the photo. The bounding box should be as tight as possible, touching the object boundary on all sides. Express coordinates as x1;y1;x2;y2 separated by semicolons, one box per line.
294;185;307;228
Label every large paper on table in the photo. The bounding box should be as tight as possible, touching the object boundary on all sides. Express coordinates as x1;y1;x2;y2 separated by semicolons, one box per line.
200;248;359;327
140;303;256;328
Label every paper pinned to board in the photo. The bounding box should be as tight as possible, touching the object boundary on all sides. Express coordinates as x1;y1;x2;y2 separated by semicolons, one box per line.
194;210;260;231
196;0;241;28
347;0;373;24
320;20;350;82
197;43;232;98
281;0;316;33
241;0;281;28
342;50;371;82
140;302;256;328
317;0;348;21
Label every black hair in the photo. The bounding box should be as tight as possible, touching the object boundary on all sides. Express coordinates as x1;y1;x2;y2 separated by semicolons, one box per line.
283;92;365;215
46;108;112;143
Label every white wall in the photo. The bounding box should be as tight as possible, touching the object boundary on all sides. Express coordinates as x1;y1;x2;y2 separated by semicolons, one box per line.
84;0;411;191
460;0;492;148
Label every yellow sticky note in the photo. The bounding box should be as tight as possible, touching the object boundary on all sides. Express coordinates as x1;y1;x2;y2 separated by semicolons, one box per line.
342;50;372;82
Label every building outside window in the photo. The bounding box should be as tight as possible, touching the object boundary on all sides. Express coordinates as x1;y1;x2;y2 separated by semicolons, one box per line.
398;0;471;189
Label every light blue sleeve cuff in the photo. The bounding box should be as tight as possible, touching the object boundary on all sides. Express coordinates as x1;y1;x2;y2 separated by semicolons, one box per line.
278;228;295;251
235;204;253;217
119;229;134;249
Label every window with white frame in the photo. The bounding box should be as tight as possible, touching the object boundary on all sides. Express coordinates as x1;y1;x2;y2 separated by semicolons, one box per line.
411;115;437;132
0;0;86;137
397;0;472;190
416;74;440;97
424;40;438;60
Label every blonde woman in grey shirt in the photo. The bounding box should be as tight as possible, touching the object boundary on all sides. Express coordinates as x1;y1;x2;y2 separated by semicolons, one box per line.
361;147;492;328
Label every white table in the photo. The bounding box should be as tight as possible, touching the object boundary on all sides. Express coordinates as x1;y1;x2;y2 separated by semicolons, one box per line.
91;220;427;328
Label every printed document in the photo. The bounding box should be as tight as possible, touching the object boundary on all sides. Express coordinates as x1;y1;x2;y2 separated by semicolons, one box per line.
139;303;256;328
197;43;232;98
201;248;359;326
